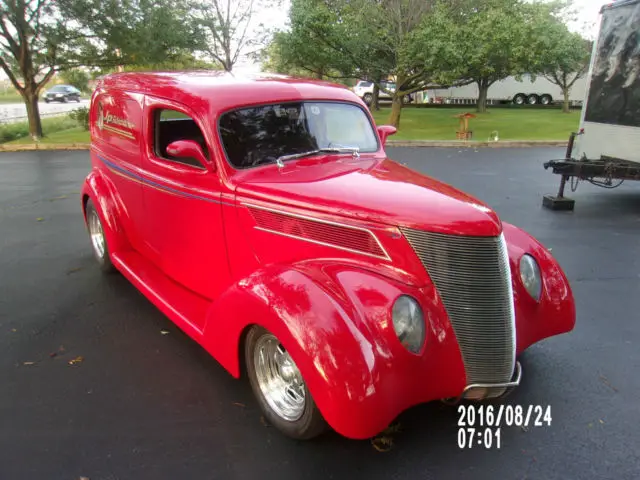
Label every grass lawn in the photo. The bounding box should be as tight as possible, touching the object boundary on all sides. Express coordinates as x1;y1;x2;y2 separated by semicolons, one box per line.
6;127;89;144
371;107;580;141
0;91;24;103
2;107;579;146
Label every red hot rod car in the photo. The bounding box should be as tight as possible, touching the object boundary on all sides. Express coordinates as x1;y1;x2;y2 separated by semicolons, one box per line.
81;71;575;440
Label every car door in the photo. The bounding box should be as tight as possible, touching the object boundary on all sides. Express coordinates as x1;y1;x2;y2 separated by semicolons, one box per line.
140;96;231;313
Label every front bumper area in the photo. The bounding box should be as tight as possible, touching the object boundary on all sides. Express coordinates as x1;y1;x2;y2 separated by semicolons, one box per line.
444;361;523;403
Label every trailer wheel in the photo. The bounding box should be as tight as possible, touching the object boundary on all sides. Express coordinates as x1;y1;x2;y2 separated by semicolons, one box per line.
513;93;526;105
527;94;539;105
540;94;552;105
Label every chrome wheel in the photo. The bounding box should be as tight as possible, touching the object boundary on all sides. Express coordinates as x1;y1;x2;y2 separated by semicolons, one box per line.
254;334;306;422
88;210;106;260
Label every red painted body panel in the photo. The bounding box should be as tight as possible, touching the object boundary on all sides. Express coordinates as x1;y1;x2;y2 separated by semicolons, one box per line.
81;72;576;440
234;157;502;236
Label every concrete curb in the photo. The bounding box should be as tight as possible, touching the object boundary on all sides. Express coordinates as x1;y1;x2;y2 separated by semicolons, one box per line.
0;143;90;152
386;140;568;148
0;140;567;152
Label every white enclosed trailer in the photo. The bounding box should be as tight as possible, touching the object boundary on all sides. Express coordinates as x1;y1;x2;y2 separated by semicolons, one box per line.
424;74;587;106
543;0;640;210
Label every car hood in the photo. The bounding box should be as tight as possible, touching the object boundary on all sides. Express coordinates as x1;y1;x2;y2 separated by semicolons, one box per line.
234;156;502;237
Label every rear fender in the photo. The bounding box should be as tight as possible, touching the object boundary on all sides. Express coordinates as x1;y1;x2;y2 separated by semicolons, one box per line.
503;222;576;352
81;168;129;255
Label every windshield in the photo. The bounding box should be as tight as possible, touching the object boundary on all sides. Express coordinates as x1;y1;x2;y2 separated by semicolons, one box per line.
218;102;379;169
49;85;69;92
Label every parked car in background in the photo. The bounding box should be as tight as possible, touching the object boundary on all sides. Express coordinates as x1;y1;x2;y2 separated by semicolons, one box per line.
352;80;413;105
43;85;82;103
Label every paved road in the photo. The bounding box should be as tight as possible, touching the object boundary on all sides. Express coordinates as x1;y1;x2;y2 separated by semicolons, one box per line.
0;99;90;123
0;148;638;480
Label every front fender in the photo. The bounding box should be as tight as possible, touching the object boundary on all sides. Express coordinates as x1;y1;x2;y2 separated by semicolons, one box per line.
503;222;576;352
201;261;467;439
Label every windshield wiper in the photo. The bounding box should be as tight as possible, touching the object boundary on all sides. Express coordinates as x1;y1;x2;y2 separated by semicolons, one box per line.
275;147;360;167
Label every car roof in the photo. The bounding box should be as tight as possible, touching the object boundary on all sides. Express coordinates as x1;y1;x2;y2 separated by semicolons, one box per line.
95;71;359;114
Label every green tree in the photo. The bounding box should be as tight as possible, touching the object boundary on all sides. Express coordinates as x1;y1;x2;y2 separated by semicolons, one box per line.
437;0;565;113
538;25;591;113
196;0;280;72
272;0;457;127
61;69;90;92
0;0;204;140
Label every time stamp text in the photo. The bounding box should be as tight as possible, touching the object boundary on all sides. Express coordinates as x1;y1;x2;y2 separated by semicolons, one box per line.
457;404;552;449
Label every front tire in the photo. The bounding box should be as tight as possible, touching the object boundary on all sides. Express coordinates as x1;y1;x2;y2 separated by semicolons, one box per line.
85;199;116;273
245;326;327;440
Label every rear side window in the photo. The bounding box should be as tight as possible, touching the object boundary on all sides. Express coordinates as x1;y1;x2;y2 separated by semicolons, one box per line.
358;81;373;87
153;109;209;168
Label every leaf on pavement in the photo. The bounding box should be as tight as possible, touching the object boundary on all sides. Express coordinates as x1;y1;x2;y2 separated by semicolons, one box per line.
371;436;393;452
68;356;84;365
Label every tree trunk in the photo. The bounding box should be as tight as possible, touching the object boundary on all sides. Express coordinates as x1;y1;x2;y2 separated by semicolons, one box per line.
387;72;406;128
562;88;570;113
24;89;43;140
476;79;489;113
388;94;403;128
372;82;380;111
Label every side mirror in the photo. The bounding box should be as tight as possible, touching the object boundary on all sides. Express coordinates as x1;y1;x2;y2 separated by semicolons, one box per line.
377;125;397;147
165;140;211;170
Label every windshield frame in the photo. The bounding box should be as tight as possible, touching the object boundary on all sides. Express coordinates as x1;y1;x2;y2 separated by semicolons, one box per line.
216;99;380;171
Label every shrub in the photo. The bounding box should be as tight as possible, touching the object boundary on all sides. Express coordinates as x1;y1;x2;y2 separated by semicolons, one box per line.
69;107;90;130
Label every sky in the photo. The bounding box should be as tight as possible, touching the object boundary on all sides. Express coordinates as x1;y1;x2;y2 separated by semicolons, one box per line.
566;0;609;38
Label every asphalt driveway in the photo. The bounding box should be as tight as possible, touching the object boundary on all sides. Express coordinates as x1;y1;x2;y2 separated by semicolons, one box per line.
0;148;638;480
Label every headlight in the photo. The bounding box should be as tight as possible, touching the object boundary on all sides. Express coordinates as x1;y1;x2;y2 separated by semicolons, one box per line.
391;295;425;353
519;254;542;301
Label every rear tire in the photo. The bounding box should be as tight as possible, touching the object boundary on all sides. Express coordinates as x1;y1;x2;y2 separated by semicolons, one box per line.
527;94;539;105
245;325;327;440
363;93;373;105
85;199;116;274
540;94;552;105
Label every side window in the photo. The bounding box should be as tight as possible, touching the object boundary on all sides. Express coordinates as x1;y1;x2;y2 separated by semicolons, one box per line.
153;109;209;169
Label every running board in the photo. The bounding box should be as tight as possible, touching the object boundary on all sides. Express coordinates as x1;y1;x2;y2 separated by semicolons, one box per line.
111;251;209;341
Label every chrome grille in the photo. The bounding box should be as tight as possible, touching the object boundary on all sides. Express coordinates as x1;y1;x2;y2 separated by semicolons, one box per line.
401;228;516;386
